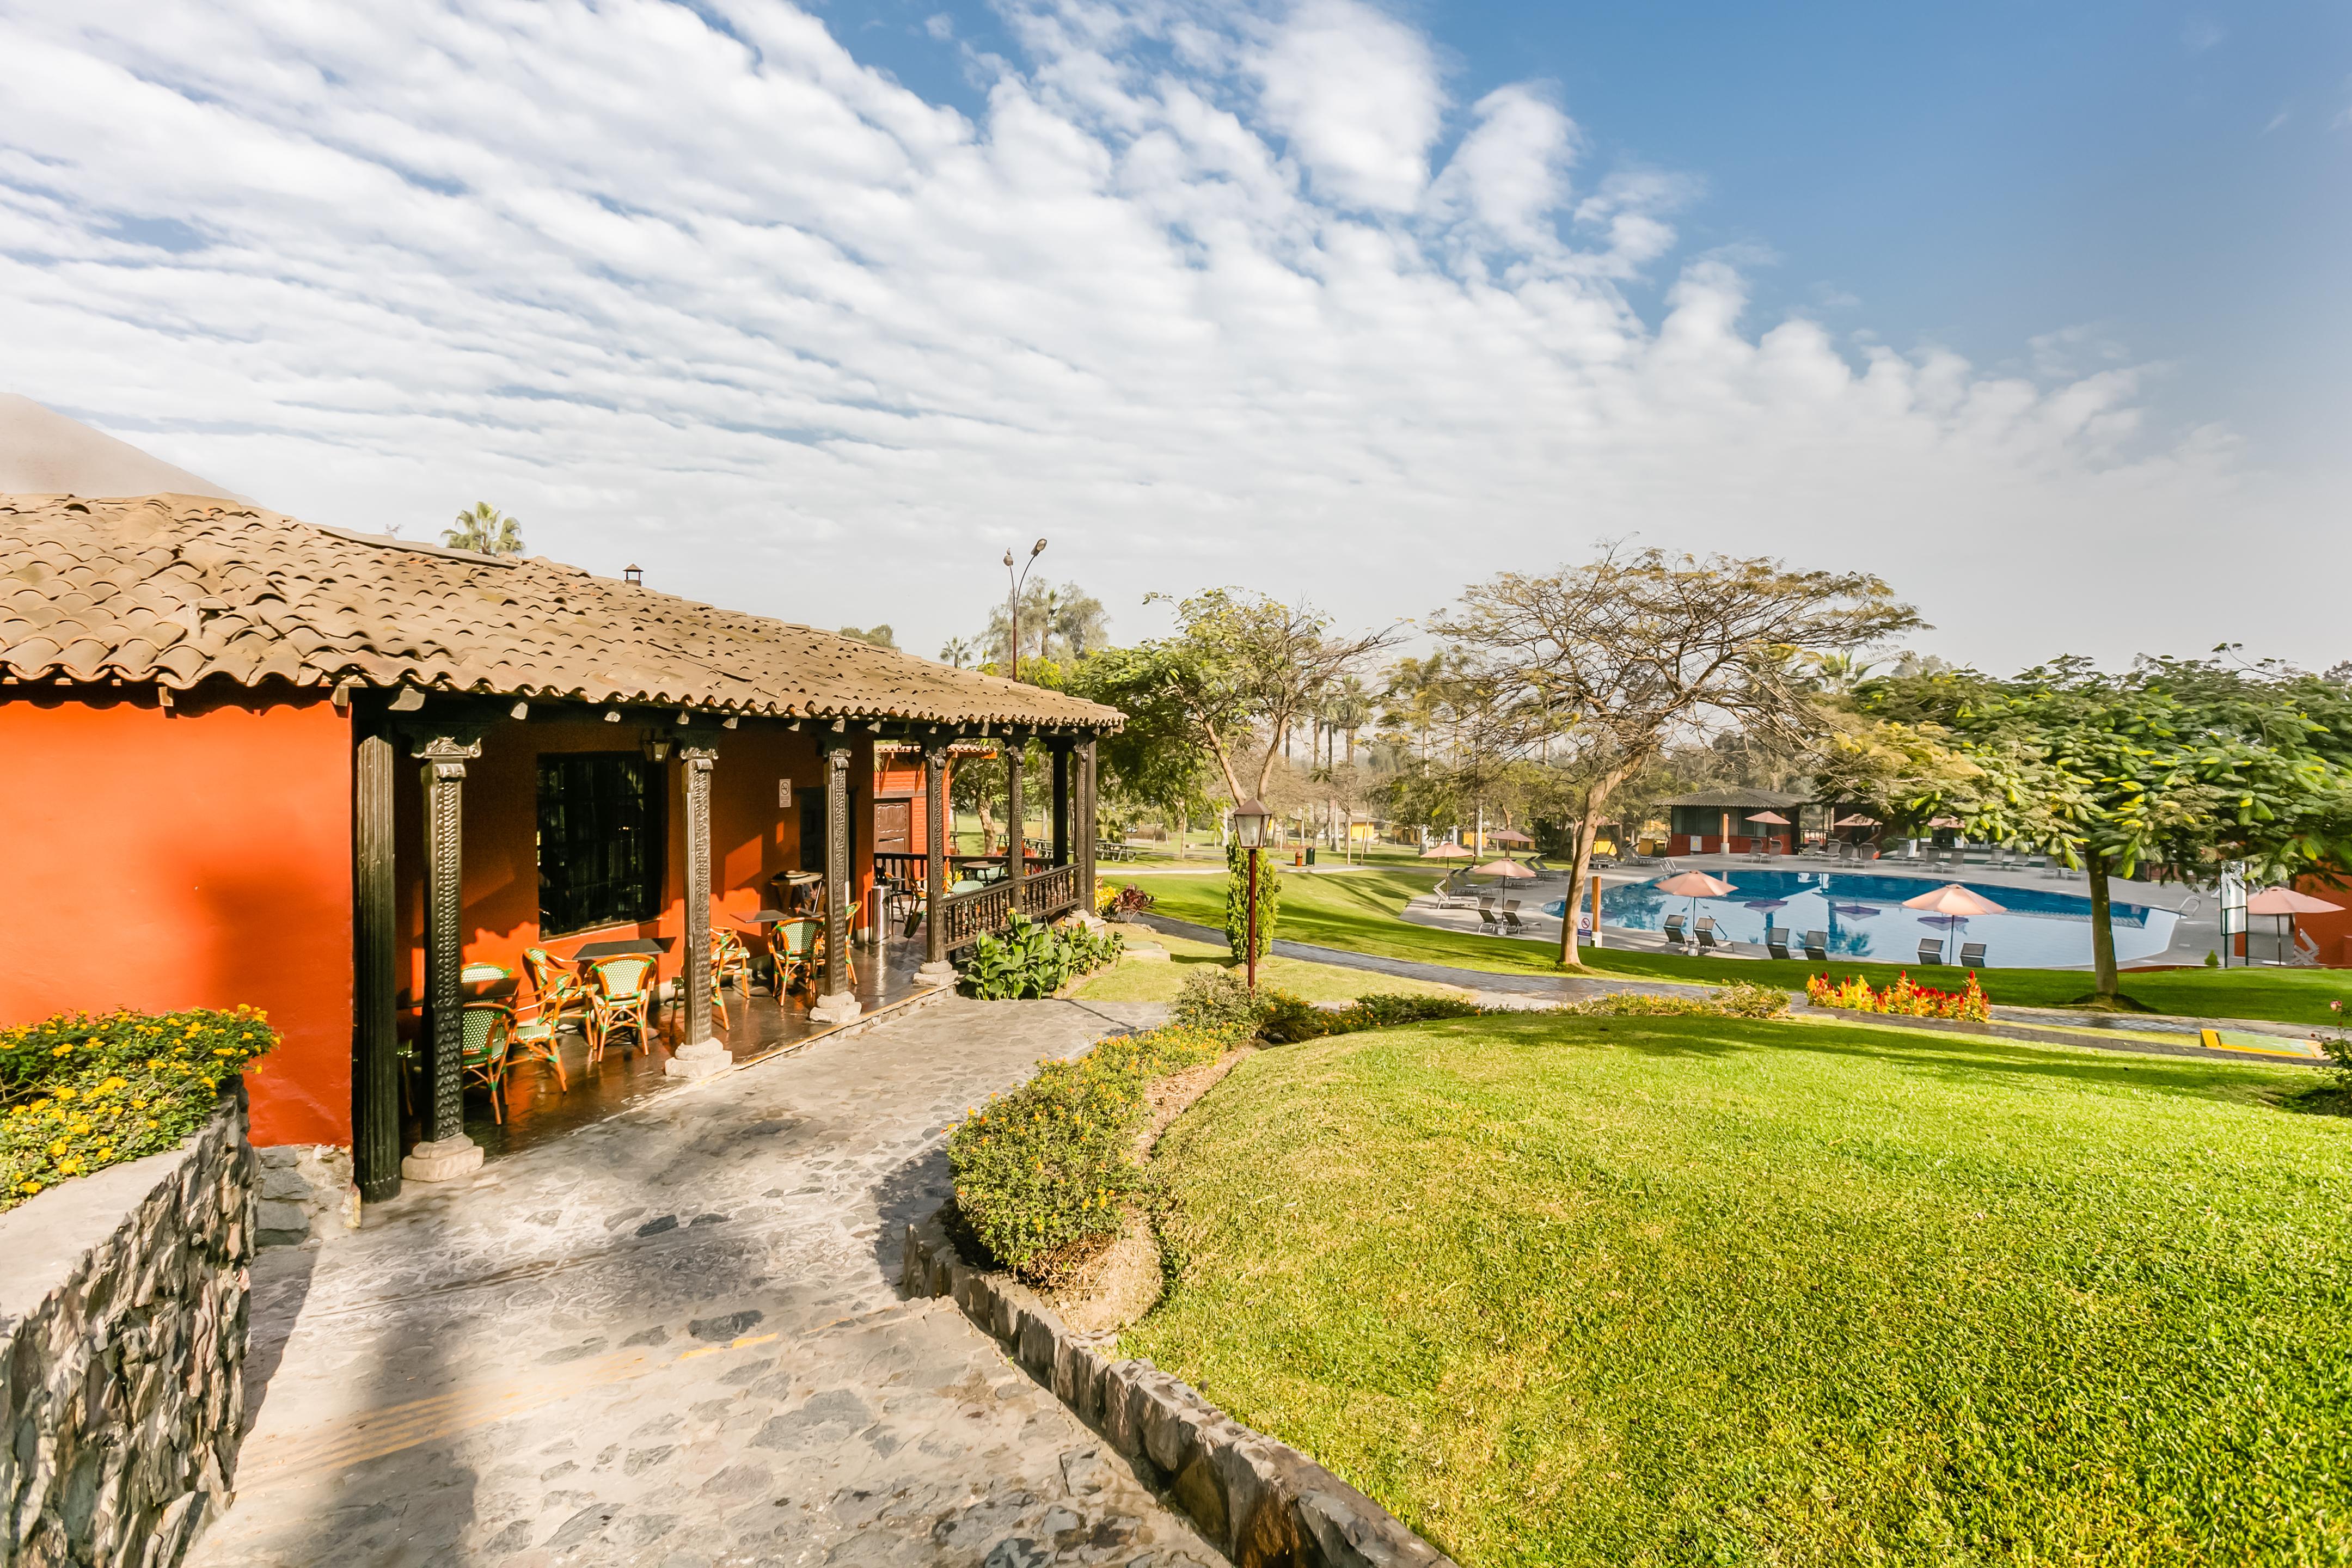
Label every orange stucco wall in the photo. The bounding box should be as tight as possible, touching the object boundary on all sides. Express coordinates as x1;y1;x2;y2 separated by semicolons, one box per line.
0;688;355;1146
393;720;874;999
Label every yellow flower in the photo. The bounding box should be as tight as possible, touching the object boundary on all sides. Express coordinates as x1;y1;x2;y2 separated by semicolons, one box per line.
51;1043;72;1056
57;1157;82;1175
94;1145;113;1160
53;1086;75;1101
17;1180;39;1195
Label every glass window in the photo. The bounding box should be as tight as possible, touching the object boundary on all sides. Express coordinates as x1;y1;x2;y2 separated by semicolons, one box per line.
537;753;665;934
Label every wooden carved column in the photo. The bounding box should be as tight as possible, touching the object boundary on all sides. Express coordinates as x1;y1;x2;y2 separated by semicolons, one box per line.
1050;738;1071;867
918;743;955;984
402;730;483;1183
811;742;861;1022
667;744;730;1077
1079;737;1099;916
1004;732;1026;904
353;722;401;1202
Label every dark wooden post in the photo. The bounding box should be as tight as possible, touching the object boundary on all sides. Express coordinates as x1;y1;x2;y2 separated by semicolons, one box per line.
1079;737;1099;916
812;741;861;1022
402;729;483;1182
918;742;955;985
667;743;730;1077
1050;738;1072;867
353;720;401;1202
1004;732;1026;901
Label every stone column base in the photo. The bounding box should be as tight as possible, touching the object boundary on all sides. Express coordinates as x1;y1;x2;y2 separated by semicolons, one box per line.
915;960;958;988
400;1135;483;1183
809;991;862;1025
664;1039;732;1080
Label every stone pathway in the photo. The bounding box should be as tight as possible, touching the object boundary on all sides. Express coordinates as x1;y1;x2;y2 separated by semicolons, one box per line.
189;997;1212;1568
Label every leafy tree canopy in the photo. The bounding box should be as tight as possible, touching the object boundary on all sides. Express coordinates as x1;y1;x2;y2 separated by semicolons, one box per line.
445;501;524;556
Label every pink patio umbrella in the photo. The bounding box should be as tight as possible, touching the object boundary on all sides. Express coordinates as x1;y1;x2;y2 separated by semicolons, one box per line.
2245;887;2343;962
1471;859;1536;879
1655;869;1736;933
1419;842;1477;859
1487;827;1536;846
1902;882;2006;963
1833;814;1881;828
1746;809;1792;856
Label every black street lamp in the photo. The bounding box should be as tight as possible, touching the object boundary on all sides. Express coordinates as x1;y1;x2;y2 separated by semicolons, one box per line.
1233;798;1271;991
1002;537;1048;681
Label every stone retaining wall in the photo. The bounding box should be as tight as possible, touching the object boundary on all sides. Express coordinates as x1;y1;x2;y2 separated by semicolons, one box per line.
1;1088;256;1568
902;1209;1454;1568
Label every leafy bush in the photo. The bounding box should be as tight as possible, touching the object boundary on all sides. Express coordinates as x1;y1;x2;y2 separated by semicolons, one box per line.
960;912;1123;999
1565;983;1791;1020
948;1023;1230;1283
2;1006;278;1210
1223;841;1281;964
1807;970;1990;1021
1171;966;1265;1037
1257;988;1494;1043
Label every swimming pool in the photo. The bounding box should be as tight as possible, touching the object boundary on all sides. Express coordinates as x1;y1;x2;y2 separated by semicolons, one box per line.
1551;869;2180;969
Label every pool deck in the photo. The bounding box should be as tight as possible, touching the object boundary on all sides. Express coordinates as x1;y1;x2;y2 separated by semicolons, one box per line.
1405;851;2221;970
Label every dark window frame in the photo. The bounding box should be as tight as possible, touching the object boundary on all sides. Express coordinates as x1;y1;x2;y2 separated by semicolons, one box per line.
536;751;667;936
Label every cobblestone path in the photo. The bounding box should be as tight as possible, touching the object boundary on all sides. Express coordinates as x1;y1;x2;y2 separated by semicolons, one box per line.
190;997;1209;1568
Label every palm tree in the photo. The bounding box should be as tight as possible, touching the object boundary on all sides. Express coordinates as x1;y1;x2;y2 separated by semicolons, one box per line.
940;636;979;669
445;502;524;556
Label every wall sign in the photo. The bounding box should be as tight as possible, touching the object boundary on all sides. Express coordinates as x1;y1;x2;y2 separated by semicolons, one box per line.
779;779;793;808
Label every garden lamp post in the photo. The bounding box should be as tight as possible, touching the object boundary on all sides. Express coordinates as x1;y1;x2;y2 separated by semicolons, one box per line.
1233;797;1271;992
1003;537;1047;681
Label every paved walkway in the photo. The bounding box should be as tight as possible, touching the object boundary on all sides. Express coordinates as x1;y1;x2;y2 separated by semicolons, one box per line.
191;997;1210;1568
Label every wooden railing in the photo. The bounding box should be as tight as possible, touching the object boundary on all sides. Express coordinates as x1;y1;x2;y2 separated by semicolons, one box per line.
937;862;1086;951
876;852;1048;887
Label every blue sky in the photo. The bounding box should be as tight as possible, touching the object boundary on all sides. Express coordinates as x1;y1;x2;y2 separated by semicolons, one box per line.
1;0;2345;665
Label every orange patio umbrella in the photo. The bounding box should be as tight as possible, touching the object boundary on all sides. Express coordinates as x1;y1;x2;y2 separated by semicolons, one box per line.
2244;887;2343;963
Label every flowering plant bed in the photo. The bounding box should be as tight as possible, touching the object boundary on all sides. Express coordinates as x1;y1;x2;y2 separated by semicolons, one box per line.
2;1006;278;1209
1807;970;1990;1022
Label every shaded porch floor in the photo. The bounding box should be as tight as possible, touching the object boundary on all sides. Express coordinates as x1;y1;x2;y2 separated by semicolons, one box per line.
401;935;946;1163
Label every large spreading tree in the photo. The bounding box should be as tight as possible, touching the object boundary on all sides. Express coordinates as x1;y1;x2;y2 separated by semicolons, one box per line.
1861;657;2352;1002
1437;549;1922;967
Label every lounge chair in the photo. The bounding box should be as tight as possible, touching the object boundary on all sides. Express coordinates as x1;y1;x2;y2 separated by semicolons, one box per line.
1694;918;1723;954
1662;914;1688;948
1835;841;1855;863
1501;900;1526;933
1479;905;1502;933
1958;941;1986;967
1802;930;1829;962
1917;939;1945;966
1766;932;1791;961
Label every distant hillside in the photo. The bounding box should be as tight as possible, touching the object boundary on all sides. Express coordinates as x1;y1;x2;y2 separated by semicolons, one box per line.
0;394;247;502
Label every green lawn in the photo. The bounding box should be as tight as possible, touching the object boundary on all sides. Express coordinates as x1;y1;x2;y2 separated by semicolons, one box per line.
1071;932;1469;1004
1133;1014;2352;1565
1131;867;2352;1026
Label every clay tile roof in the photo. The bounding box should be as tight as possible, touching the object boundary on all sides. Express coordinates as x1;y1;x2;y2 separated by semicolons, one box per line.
0;495;1122;731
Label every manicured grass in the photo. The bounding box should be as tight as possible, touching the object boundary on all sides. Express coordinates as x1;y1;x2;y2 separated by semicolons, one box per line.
1136;868;2352;1025
1070;932;1469;1004
1134;1014;2352;1565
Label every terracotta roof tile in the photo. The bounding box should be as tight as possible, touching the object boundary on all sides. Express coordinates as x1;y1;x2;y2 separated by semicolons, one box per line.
0;495;1120;731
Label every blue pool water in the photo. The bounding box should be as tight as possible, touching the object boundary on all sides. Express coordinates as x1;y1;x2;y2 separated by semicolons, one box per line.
1546;869;2178;969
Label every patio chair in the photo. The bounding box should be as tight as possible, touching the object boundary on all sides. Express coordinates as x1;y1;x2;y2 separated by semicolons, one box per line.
458;1001;513;1123
460;961;512;987
503;991;569;1092
1502;900;1525;933
1478;905;1503;933
1662;913;1689;948
1917;939;1946;966
1958;941;1986;968
771;918;820;997
1766;932;1791;961
1836;841;1855;863
708;928;752;1029
587;955;657;1061
1693;918;1722;954
1802;930;1829;962
522;946;587;1025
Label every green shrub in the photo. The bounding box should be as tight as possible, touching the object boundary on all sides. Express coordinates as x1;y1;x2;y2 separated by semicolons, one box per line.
948;1022;1230;1284
1171;966;1264;1036
2;1006;278;1210
1257;989;1495;1044
1568;982;1791;1020
1223;841;1281;964
960;912;1123;1000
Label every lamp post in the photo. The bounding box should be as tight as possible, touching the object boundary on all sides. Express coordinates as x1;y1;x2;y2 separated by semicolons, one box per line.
1233;798;1270;992
1002;537;1047;682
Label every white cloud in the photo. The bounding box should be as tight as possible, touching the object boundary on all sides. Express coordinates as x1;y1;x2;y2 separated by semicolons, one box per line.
0;0;2313;667
1249;0;1442;212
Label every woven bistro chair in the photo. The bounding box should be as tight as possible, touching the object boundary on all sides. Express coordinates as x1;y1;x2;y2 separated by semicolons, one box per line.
522;946;588;1024
458;1001;514;1123
770;918;820;998
587;955;657;1061
706;928;754;1030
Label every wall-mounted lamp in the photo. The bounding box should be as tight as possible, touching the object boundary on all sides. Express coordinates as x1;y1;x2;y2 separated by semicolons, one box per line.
641;732;674;763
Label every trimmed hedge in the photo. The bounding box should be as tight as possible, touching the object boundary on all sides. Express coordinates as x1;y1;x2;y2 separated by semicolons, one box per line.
948;1022;1235;1284
2;1006;278;1211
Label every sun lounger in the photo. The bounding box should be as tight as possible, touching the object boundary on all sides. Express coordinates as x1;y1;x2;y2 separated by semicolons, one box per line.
1502;901;1525;933
1802;930;1829;961
1479;906;1502;932
1766;933;1791;961
1662;914;1688;948
1918;939;1945;965
1694;918;1722;953
1958;941;1986;967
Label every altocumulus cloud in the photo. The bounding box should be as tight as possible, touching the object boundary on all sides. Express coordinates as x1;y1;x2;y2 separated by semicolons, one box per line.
0;0;2293;659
